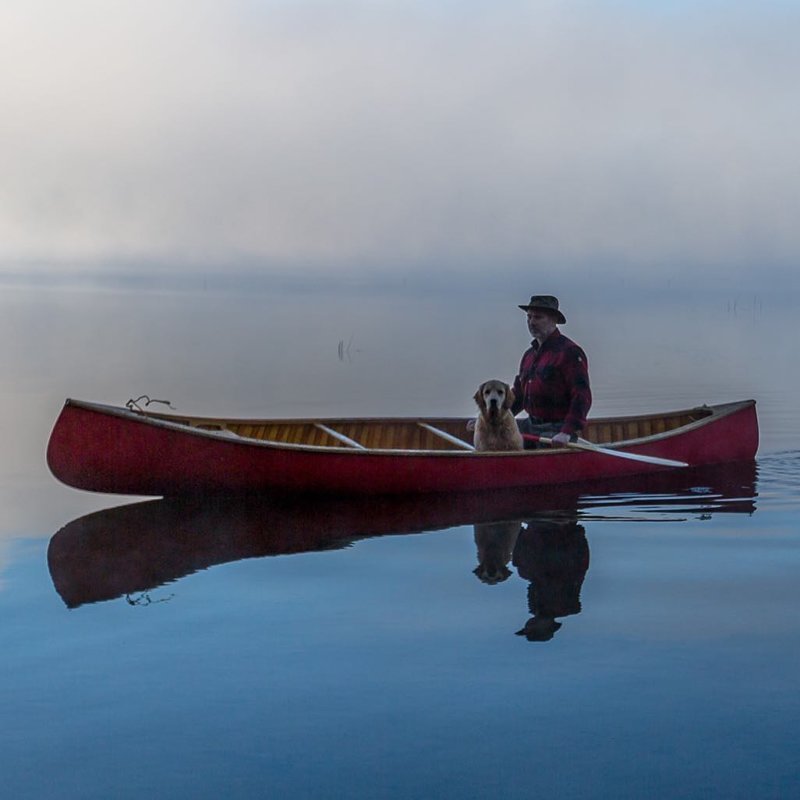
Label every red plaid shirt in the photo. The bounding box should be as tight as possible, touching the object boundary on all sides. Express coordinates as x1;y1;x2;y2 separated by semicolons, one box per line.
511;329;592;436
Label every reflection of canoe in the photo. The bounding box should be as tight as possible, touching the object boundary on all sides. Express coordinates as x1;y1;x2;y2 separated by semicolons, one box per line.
46;398;758;496
48;462;757;608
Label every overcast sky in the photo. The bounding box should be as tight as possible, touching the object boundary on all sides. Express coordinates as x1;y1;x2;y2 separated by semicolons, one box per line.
1;1;798;288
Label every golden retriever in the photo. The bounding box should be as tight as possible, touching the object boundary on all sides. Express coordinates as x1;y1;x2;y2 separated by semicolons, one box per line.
473;380;524;451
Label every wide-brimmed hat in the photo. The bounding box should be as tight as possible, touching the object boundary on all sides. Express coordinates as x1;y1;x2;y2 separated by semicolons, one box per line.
515;616;563;642
517;295;566;324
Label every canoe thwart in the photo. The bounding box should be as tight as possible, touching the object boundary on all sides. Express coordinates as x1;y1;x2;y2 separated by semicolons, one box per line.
417;422;475;451
314;423;367;450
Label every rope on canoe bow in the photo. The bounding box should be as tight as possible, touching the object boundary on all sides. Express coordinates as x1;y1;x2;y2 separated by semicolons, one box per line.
126;395;176;413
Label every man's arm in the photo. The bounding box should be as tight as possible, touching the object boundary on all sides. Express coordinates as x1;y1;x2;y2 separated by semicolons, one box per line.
556;348;591;442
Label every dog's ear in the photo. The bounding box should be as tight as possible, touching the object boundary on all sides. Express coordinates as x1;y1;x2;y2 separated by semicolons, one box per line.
504;386;515;410
474;384;487;414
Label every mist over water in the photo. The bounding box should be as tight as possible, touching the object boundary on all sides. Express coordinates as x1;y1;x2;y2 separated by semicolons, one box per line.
3;1;799;794
1;280;798;799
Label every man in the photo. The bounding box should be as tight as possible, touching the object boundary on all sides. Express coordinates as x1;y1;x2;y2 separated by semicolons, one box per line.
512;295;591;446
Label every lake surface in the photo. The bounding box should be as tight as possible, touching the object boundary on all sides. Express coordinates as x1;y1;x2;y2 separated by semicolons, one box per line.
1;280;798;799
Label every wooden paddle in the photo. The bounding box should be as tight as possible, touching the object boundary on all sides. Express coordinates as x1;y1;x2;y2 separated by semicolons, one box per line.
523;434;689;468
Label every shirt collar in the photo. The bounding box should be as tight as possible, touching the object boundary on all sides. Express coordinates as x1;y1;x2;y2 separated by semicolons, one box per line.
531;328;562;349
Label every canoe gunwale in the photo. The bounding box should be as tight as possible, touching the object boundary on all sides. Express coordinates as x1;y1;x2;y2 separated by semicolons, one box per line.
62;397;754;456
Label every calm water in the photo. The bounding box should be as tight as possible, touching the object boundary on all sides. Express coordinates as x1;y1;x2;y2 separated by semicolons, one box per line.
1;281;799;799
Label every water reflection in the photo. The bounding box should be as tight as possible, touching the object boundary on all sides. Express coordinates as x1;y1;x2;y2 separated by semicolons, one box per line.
48;462;757;614
514;511;589;642
473;520;521;585
474;509;589;642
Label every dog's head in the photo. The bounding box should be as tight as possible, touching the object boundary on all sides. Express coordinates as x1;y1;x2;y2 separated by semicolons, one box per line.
474;380;515;419
473;563;513;585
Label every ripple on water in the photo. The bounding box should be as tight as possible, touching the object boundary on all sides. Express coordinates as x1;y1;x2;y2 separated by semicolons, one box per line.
753;452;800;509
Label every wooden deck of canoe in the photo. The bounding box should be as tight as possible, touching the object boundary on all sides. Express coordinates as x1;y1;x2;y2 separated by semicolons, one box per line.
177;407;710;451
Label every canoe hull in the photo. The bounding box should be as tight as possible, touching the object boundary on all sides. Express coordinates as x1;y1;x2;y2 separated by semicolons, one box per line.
46;399;759;497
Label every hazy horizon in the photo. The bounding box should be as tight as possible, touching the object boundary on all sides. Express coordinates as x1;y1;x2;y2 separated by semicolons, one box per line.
2;1;798;293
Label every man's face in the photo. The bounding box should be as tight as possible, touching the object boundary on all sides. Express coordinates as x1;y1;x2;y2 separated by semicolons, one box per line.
526;309;557;340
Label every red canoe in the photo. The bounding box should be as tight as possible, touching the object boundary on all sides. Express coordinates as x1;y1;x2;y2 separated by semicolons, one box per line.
46;398;758;497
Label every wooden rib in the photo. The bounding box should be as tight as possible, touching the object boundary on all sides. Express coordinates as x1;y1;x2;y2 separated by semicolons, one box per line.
385;424;404;449
357;424;376;449
417;422;475;451
340;423;364;447
314;423;366;449
590;412;698;444
317;426;335;447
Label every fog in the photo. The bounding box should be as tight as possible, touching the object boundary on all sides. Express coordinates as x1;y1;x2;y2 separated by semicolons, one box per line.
1;1;798;289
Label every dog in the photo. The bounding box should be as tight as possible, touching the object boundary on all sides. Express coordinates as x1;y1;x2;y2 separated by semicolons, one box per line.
473;380;524;452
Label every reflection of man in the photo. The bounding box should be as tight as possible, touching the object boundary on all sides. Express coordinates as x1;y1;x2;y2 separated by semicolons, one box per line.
512;513;590;642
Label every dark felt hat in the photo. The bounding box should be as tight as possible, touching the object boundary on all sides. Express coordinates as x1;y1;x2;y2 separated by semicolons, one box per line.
515;617;563;642
517;295;566;324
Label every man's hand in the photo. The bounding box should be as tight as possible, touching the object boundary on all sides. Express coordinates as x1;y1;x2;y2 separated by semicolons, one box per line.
551;432;571;446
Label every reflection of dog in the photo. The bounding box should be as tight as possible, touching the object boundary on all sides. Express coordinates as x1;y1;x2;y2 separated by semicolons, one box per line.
473;380;524;451
473;520;522;584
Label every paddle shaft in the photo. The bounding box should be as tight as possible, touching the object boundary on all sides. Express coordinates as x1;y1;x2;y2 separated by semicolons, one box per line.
523;434;688;468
